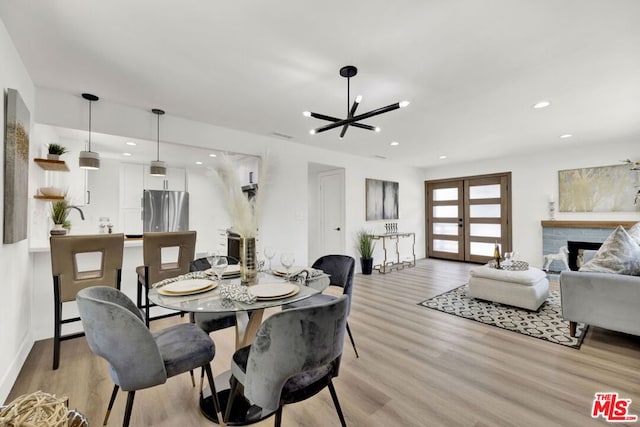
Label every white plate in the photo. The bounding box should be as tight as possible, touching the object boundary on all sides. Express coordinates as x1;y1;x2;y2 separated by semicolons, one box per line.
273;266;304;276
250;283;298;299
158;282;217;296
161;279;214;294
222;265;241;276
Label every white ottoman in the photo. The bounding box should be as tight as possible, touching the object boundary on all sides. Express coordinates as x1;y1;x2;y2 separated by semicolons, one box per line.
468;265;549;310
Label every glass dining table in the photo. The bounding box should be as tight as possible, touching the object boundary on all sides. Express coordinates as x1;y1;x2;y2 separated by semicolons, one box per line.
148;271;329;424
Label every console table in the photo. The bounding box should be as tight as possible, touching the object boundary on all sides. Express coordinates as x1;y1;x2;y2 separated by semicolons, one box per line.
370;232;416;274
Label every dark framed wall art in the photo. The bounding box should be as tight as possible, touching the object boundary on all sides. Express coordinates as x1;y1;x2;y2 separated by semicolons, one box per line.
366;178;399;220
4;88;30;244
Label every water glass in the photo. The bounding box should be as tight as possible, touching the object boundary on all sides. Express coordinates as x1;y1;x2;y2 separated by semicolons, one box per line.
264;246;276;272
209;255;228;284
280;252;295;280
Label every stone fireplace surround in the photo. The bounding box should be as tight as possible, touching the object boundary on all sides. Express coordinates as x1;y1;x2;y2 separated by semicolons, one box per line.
541;220;636;273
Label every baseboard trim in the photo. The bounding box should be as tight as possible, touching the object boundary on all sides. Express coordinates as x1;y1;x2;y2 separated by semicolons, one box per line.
0;332;33;404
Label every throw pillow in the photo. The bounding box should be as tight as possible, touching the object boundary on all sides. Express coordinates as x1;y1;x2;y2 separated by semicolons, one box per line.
628;221;640;245
579;225;640;275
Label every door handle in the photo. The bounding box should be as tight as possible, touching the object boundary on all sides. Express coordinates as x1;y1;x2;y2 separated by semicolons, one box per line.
334;227;341;231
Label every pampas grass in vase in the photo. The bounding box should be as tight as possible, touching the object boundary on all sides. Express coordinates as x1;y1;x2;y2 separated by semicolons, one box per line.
212;153;269;284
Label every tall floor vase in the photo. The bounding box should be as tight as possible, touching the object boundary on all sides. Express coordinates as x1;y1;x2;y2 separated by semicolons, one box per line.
239;236;258;285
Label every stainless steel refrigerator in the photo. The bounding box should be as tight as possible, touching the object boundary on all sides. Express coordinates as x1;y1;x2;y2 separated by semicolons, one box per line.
143;190;189;232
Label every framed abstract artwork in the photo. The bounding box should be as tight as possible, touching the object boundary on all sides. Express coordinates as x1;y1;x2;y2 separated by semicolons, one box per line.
366;178;399;220
558;164;639;212
4;88;30;243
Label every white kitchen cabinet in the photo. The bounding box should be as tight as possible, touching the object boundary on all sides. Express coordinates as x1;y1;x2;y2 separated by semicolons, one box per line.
143;166;186;191
120;163;145;209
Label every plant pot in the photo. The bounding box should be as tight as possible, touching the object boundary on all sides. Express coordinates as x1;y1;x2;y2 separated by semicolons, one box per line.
360;257;374;275
47;154;60;160
50;224;67;236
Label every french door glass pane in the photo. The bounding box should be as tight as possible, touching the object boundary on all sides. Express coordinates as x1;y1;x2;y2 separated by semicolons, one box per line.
469;184;500;199
469;204;501;218
470;241;495;256
433;188;458;201
433;223;458;236
433;239;458;253
433;205;458;218
470;223;501;238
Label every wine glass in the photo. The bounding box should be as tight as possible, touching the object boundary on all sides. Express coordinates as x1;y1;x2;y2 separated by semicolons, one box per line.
264;246;276;272
209;255;228;285
280;252;295;280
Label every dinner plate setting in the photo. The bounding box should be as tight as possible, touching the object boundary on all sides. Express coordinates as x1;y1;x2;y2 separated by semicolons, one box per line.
157;278;217;296
250;282;299;300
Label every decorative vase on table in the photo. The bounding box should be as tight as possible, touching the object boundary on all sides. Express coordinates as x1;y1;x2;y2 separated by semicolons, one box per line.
360;257;374;275
239;236;258;285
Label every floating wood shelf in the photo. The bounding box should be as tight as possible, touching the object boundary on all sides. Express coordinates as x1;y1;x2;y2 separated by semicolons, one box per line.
34;158;70;171
34;195;65;201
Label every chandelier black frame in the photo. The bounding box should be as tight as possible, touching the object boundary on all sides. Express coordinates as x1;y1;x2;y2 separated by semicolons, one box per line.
303;65;409;139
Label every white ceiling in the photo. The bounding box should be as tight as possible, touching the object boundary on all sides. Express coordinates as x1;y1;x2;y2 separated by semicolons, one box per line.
2;0;640;167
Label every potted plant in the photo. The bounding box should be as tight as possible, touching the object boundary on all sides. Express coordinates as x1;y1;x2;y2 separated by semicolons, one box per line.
50;200;69;235
47;143;68;160
356;229;376;275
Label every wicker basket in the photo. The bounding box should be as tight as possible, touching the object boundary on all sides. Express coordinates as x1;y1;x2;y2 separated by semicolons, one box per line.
0;391;88;427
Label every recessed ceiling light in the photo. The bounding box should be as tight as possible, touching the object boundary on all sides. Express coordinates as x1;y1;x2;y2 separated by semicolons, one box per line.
126;142;136;146
560;134;573;139
209;153;217;158
123;152;132;156
390;141;399;146
533;100;551;109
195;161;203;165
439;155;447;159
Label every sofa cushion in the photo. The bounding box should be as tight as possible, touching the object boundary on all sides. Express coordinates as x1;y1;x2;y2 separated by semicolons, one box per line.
628;221;640;245
579;226;640;275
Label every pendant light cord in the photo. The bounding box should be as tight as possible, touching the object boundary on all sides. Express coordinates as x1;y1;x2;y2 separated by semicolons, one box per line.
88;100;92;152
156;113;160;161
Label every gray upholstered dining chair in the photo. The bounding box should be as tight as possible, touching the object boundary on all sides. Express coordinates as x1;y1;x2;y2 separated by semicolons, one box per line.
224;295;349;426
136;231;196;326
49;233;124;370
283;255;359;358
77;286;222;427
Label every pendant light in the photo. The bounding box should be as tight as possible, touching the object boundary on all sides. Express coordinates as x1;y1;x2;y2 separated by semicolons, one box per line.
150;108;166;176
79;93;100;169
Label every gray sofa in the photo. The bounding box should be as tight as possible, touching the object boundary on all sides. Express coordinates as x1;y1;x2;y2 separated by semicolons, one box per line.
560;250;640;337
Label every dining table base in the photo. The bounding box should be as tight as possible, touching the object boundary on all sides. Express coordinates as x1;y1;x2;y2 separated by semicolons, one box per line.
200;386;276;425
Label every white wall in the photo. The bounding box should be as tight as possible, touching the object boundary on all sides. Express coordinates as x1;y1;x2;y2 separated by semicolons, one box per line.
0;19;36;403
423;140;640;267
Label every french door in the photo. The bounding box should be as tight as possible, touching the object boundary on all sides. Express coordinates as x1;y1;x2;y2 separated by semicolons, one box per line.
426;172;511;263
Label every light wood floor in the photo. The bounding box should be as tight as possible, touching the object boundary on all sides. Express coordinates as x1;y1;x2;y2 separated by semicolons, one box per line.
8;258;640;426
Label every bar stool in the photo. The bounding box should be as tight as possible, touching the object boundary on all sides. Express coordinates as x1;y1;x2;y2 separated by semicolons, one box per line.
136;231;196;326
49;233;124;370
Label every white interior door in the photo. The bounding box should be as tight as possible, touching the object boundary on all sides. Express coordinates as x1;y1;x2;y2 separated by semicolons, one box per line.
319;169;345;255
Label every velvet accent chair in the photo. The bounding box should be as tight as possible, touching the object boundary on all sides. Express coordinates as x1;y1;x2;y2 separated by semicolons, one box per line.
136;231;196;326
49;233;124;370
224;295;349;426
284;255;359;358
77;286;222;427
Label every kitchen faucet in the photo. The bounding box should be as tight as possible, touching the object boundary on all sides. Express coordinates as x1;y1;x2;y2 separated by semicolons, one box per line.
67;205;85;220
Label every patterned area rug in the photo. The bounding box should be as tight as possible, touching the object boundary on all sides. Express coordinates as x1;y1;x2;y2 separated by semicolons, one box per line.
418;284;588;349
